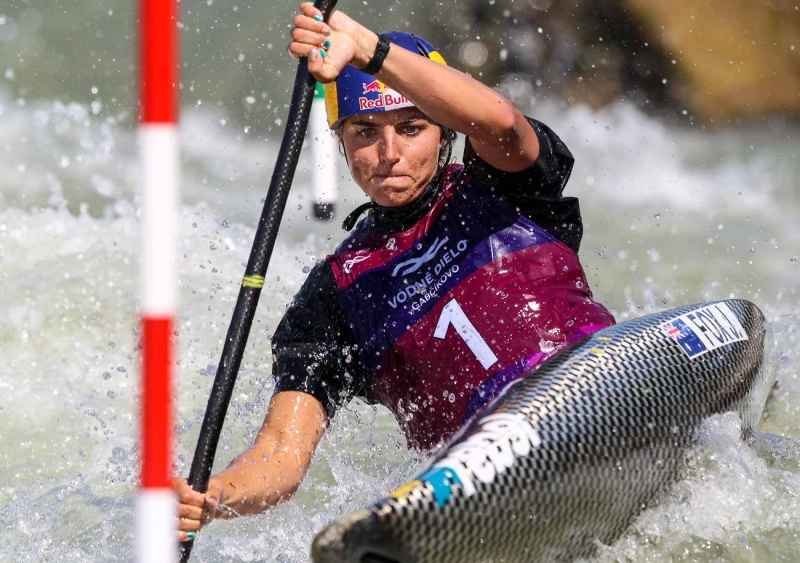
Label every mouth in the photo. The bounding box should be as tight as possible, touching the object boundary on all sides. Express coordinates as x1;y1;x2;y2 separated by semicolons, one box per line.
372;174;406;181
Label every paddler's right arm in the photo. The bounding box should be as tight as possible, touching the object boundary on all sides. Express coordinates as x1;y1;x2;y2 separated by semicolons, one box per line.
175;390;327;541
175;260;362;541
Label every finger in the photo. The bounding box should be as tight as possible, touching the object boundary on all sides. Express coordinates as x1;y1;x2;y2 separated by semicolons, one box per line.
177;530;197;543
293;13;331;37
299;2;322;19
291;27;329;48
171;478;206;507
178;490;207;508
307;53;341;84
176;517;202;533
178;502;204;521
287;42;323;60
307;48;325;74
205;480;224;507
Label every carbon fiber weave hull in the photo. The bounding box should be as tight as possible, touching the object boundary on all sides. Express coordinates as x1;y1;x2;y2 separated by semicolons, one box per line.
311;299;774;563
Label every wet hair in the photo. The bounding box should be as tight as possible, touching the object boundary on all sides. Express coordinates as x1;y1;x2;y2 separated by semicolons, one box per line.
438;126;457;170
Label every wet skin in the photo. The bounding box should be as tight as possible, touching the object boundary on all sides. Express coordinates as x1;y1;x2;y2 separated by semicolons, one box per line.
340;107;444;208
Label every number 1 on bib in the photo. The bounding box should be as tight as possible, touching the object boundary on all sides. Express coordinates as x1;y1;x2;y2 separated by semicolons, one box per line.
434;298;499;369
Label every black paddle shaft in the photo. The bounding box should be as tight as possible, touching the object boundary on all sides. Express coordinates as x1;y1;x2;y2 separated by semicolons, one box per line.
180;0;338;560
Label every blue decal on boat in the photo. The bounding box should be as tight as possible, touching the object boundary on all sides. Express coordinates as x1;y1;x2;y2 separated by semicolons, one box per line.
418;466;462;509
663;317;708;358
662;303;748;360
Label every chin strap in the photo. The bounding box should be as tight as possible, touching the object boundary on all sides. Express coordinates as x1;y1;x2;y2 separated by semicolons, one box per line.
342;200;378;231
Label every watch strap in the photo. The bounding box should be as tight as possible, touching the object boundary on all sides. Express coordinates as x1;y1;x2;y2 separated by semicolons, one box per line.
362;34;391;75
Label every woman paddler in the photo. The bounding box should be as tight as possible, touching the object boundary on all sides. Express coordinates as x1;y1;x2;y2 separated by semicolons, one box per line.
174;1;615;541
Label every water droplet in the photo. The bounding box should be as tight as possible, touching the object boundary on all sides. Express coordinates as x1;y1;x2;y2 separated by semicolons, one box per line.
653;212;660;219
102;372;111;380
302;266;311;274
107;391;116;399
792;255;798;263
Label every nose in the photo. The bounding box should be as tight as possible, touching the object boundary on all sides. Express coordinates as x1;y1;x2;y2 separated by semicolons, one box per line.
378;127;401;164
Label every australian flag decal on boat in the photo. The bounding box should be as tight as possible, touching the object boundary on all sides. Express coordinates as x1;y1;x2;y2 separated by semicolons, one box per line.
661;302;748;359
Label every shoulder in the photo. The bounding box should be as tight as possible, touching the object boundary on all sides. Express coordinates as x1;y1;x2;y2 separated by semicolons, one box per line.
279;259;337;318
462;116;574;200
272;259;349;359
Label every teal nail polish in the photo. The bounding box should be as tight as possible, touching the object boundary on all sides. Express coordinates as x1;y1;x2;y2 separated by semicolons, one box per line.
323;40;331;48
320;49;327;58
313;15;323;21
186;532;196;539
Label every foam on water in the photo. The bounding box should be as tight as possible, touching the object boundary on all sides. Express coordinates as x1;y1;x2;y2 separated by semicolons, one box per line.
590;317;800;563
0;91;798;561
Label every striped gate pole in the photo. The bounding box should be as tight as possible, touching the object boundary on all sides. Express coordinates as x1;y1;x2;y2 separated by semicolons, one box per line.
137;0;179;561
311;83;337;220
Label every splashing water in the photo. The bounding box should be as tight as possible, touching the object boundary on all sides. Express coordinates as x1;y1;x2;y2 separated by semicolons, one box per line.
0;90;798;562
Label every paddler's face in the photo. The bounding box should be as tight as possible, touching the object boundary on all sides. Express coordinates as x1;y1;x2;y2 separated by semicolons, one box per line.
341;107;443;207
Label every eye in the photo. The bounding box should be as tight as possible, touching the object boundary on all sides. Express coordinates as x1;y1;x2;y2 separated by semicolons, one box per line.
356;128;375;138
403;124;421;135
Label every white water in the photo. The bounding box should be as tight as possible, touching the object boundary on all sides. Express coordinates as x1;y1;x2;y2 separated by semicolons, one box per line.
0;90;799;562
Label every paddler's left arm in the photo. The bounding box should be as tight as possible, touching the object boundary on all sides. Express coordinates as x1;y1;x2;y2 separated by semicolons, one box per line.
292;2;540;172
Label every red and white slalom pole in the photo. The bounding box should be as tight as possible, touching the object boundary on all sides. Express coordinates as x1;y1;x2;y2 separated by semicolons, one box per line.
138;0;179;561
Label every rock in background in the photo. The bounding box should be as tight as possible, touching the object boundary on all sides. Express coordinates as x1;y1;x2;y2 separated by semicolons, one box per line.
421;0;800;123
624;0;800;122
0;0;796;127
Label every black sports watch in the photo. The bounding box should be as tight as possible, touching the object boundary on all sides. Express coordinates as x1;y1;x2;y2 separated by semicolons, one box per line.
362;34;391;75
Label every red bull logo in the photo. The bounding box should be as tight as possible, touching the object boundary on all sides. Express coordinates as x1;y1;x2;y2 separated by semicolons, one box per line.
358;92;411;111
358;81;412;112
362;80;389;94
